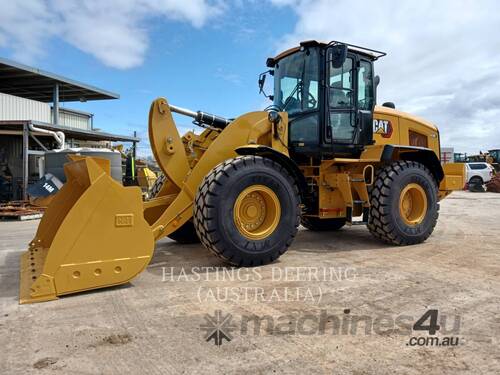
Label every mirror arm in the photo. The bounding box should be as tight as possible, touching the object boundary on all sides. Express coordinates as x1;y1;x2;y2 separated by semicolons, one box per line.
258;69;274;100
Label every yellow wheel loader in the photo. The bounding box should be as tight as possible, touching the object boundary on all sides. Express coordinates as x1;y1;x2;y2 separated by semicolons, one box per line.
19;41;465;304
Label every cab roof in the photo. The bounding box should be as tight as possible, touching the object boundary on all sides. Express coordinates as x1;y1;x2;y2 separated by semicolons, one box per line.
267;40;386;67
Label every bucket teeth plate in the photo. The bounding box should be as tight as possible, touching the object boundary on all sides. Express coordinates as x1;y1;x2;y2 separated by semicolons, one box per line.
19;247;56;304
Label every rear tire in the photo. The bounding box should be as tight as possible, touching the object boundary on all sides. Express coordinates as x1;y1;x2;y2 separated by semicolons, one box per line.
301;217;346;231
368;161;439;245
193;156;300;266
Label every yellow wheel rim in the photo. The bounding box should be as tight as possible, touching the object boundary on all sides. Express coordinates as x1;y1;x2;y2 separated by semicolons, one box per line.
399;183;428;226
233;185;281;240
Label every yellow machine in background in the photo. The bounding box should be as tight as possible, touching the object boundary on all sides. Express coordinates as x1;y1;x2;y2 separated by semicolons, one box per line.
113;144;159;192
136;164;157;192
19;41;465;304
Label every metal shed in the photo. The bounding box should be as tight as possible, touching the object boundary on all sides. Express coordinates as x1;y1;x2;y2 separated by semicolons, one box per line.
0;58;138;201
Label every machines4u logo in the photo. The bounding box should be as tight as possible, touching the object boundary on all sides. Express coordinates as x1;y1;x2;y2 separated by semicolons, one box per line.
373;119;393;138
201;310;236;346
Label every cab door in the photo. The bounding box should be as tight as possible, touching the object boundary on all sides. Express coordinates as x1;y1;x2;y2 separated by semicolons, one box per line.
326;50;375;155
326;53;357;147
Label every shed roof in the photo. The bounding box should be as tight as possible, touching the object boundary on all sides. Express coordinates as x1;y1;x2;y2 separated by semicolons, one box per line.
0;57;119;102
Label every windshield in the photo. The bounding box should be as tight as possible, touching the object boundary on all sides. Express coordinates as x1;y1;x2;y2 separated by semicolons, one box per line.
273;48;319;116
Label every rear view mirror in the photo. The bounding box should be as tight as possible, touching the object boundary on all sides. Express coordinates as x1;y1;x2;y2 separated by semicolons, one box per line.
258;73;266;93
330;44;348;69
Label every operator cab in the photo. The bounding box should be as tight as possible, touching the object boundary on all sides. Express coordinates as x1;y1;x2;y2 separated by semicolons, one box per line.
261;40;385;160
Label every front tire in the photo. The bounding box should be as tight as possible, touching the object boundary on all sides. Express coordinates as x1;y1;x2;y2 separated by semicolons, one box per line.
193;156;300;266
469;176;484;185
368;161;439;245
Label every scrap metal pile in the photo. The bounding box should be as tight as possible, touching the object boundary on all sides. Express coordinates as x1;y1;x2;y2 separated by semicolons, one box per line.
486;174;500;193
0;201;45;220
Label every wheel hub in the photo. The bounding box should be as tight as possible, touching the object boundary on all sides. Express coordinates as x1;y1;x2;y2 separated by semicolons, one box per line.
233;185;281;240
399;183;428;226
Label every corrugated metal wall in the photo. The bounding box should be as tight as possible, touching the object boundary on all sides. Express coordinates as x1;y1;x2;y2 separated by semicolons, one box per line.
0;93;51;123
58;109;91;130
0;93;91;130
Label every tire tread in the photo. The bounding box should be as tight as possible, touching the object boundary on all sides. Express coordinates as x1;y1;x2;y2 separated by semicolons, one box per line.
193;155;300;266
367;160;439;245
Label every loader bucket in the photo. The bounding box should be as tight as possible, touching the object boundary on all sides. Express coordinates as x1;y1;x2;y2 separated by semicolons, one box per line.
19;157;155;304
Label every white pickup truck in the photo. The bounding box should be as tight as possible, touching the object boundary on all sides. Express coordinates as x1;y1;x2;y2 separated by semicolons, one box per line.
466;162;494;185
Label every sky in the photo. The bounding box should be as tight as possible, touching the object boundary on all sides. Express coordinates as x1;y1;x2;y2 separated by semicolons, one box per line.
1;0;499;156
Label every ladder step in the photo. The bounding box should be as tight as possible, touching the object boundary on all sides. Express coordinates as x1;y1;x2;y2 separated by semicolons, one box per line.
347;204;370;225
350;178;365;182
352;200;366;204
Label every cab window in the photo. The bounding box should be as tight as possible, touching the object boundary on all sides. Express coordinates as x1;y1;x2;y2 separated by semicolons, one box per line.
274;48;320;145
274;49;319;116
329;58;353;108
358;60;374;110
328;57;355;141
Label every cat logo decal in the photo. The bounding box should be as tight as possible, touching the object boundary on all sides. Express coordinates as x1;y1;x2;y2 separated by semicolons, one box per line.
373;119;393;138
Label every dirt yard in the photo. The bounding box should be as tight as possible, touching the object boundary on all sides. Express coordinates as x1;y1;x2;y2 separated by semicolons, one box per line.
1;191;499;374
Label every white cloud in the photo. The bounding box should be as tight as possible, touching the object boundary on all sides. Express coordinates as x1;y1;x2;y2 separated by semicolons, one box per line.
270;0;500;153
0;0;57;63
0;0;224;69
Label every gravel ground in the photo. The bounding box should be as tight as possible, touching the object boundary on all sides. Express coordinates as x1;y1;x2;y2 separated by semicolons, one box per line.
1;190;499;374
